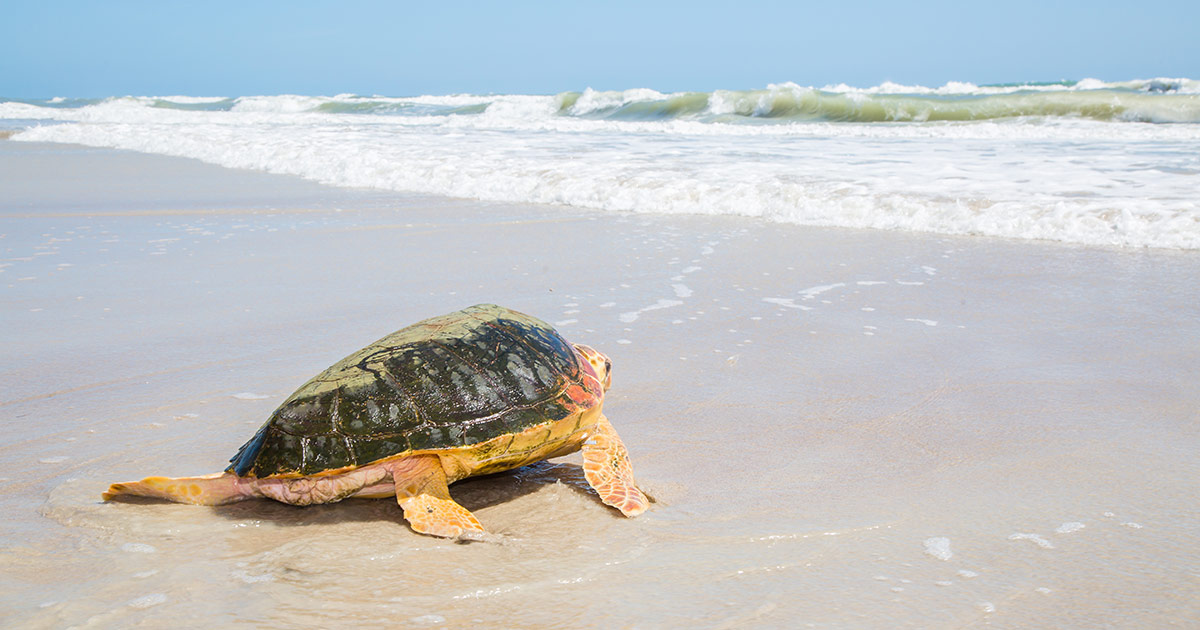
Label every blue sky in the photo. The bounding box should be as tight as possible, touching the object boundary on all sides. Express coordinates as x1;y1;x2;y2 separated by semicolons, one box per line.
3;1;1197;97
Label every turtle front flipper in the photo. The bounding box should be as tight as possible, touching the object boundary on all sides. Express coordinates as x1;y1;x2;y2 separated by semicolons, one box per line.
582;415;649;517
391;455;485;540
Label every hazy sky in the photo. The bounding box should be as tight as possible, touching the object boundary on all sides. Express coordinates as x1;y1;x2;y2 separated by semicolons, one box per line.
3;1;1197;97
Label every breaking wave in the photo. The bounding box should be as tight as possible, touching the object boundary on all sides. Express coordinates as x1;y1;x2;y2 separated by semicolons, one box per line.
4;78;1199;249
6;77;1200;124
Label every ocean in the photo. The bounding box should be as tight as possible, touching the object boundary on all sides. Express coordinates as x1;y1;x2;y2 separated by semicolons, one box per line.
3;78;1198;250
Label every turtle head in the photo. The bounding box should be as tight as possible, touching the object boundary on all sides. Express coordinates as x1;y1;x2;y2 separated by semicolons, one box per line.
574;344;612;391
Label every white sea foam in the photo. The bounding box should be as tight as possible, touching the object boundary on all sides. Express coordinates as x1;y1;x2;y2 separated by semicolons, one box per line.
232;570;276;584
763;297;812;310
231;94;331;113
152;95;231;104
1009;533;1055;548
7;82;1200;249
569;87;667;115
619;299;684;323
923;537;953;561
798;284;846;300
127;593;167;609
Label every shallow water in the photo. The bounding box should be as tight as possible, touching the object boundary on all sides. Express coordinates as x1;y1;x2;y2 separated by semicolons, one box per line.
5;81;1200;249
2;143;1199;628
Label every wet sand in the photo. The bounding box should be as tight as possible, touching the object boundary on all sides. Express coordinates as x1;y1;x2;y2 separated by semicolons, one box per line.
2;141;1199;629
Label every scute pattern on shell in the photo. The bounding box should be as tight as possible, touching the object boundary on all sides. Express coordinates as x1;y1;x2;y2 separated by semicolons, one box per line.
227;304;603;477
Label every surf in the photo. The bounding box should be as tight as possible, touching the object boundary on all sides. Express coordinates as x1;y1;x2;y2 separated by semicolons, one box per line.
4;78;1198;249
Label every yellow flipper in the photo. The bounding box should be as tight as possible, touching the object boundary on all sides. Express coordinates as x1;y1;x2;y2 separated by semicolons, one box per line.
393;455;485;540
102;472;248;506
581;415;648;516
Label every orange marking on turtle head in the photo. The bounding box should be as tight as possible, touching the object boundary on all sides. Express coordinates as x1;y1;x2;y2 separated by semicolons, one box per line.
573;344;612;391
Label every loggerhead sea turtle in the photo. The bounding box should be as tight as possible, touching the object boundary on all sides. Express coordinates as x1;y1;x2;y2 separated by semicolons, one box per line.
103;304;648;539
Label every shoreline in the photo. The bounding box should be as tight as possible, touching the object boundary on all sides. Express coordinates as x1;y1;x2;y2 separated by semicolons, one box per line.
3;140;1198;628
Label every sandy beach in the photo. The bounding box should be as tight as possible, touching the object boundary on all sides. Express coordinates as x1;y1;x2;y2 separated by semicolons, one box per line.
2;141;1199;628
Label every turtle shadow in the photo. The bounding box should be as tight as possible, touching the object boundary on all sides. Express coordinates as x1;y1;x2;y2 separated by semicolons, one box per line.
452;460;599;511
192;460;599;528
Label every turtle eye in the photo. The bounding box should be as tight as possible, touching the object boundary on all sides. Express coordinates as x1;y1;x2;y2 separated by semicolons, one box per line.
604;359;612;374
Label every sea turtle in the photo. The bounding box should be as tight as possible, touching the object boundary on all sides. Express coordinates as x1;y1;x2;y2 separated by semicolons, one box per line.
103;304;648;539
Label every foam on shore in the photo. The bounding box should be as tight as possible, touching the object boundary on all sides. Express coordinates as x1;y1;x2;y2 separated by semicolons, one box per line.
5;80;1199;250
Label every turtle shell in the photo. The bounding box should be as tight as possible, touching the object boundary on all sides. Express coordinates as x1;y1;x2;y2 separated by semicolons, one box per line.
227;304;603;478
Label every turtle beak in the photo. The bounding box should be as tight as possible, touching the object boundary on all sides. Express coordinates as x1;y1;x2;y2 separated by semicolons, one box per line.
574;344;612;391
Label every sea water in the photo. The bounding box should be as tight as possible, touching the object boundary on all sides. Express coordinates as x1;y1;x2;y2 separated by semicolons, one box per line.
3;78;1198;249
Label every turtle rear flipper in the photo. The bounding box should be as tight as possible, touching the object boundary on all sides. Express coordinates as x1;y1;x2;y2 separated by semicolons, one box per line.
102;472;252;506
392;455;485;540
